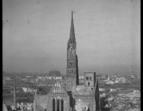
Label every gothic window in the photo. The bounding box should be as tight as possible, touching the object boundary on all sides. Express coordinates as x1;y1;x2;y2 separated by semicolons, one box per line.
52;99;55;111
61;99;64;111
57;99;60;111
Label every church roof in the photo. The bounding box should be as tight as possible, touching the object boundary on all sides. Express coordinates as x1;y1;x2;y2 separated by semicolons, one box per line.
67;91;72;97
72;85;95;96
37;86;52;95
48;80;69;96
36;80;69;95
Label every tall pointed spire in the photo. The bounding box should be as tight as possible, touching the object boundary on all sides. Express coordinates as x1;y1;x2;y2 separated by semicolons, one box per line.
69;11;76;43
67;11;77;80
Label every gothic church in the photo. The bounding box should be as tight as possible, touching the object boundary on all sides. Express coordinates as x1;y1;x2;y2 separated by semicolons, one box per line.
33;12;100;111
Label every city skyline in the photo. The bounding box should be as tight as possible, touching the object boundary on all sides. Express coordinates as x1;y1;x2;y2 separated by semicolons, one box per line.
3;0;140;75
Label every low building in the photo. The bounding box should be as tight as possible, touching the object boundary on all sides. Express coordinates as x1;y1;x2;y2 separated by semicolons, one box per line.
99;88;105;92
109;88;117;92
105;81;114;85
22;87;37;93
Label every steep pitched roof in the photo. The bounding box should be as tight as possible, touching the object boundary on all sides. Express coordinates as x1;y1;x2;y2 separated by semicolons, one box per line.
73;85;95;95
48;80;68;96
37;86;52;95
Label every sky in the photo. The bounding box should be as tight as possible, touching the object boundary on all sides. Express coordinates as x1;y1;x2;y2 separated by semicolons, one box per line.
3;0;140;75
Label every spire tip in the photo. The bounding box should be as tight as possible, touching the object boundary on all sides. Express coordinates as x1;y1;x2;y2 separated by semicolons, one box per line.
71;10;76;16
71;11;73;16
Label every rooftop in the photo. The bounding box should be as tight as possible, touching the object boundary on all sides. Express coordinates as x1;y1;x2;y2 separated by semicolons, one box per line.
37;86;53;95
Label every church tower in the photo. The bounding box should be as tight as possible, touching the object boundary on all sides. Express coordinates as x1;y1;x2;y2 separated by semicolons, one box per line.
67;11;78;81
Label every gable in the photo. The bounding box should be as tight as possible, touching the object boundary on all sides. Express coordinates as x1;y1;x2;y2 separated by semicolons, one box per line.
48;81;68;96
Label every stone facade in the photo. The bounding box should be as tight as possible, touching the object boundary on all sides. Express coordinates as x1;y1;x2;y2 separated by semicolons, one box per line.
34;74;100;111
47;81;70;111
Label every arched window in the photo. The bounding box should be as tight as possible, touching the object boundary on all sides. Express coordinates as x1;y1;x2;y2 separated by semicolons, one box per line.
61;99;64;111
53;99;55;111
57;99;60;111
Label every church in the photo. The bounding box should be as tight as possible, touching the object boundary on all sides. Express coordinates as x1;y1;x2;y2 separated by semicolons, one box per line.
33;12;100;111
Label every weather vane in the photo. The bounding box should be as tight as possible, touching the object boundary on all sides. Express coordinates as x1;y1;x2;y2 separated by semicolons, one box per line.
71;10;76;15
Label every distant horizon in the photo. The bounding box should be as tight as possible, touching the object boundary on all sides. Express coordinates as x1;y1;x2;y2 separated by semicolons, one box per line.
3;0;140;75
3;70;140;76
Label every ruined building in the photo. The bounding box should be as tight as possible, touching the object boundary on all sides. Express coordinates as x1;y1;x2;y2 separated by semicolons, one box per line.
33;12;100;111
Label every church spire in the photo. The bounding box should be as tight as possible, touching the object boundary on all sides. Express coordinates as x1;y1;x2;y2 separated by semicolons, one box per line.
69;11;76;44
67;11;77;79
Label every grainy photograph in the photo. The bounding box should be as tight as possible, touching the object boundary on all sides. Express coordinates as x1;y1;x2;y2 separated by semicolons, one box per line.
3;0;140;111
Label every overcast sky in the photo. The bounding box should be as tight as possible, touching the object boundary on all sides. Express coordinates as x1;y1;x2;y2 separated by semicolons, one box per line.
3;0;140;75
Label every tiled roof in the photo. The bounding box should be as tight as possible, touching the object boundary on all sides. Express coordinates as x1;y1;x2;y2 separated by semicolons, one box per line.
73;85;94;95
37;86;52;95
118;89;134;94
67;91;72;97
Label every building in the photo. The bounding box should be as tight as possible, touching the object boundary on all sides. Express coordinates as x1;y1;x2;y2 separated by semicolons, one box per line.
33;12;100;111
